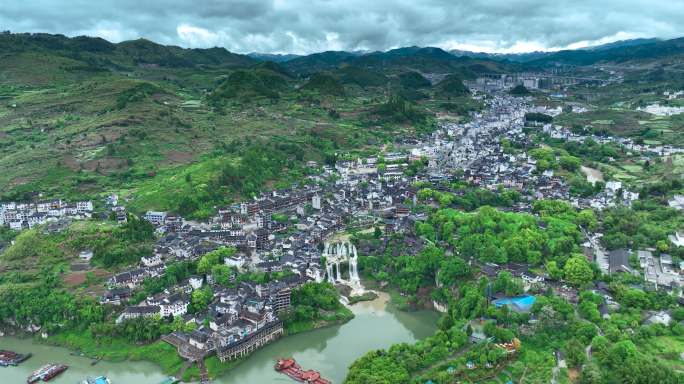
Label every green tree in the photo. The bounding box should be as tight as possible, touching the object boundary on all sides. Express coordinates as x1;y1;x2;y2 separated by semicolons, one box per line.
580;362;604;384
437;256;471;286
564;256;594;286
563;338;587;367
546;260;563;280
189;286;213;313
198;247;236;274
560;155;581;171
211;264;232;286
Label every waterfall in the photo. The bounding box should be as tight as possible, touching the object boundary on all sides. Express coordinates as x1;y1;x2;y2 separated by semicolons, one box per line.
349;256;359;284
335;261;342;282
349;244;360;284
323;241;363;290
326;262;335;284
348;256;354;282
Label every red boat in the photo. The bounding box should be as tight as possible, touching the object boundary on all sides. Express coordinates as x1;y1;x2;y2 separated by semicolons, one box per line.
0;349;32;366
275;358;331;384
26;363;68;383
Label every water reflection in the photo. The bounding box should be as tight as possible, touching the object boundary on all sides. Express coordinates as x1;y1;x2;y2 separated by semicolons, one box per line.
1;292;438;384
0;337;168;383
216;292;438;383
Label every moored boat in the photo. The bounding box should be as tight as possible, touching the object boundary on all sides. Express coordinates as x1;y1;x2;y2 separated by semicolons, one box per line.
0;350;32;366
26;363;68;383
80;376;111;384
275;358;331;384
158;377;179;384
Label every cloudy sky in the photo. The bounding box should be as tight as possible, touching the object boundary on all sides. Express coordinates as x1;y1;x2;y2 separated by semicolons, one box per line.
3;0;684;54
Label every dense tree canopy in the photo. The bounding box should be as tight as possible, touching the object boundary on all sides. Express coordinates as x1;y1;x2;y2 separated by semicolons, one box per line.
197;246;236;274
563;255;594;286
421;205;583;265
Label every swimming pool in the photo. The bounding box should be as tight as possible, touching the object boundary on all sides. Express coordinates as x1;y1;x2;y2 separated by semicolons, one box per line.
493;295;536;312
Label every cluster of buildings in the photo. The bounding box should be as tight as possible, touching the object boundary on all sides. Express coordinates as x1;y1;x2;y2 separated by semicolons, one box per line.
663;90;684;100
637;104;684;117
405;95;575;205
102;148;431;363
465;72;614;93
540;118;684;157
89;91;684;365
0;199;93;230
638;249;683;289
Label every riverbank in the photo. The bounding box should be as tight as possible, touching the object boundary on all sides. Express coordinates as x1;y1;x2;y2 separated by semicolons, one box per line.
210;290;439;383
284;305;355;336
2;290;438;384
44;331;185;375
336;283;379;305
347;291;379;305
32;305;354;382
25;300;354;382
194;305;355;381
361;276;435;311
0;336;169;383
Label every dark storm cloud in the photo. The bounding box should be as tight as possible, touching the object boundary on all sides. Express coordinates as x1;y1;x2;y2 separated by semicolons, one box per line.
2;0;684;54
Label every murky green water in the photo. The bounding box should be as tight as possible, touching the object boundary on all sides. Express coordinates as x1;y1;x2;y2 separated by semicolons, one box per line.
0;292;438;383
0;337;168;383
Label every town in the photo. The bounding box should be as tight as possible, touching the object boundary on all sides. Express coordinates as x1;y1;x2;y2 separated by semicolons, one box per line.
1;22;684;383
0;88;666;377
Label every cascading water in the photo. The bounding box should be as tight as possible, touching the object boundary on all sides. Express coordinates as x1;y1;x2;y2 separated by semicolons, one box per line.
335;261;342;282
323;241;364;294
326;262;335;284
348;244;360;285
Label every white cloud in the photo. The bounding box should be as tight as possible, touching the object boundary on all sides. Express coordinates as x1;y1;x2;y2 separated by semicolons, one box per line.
563;32;644;50
2;0;684;54
176;24;220;47
71;21;134;43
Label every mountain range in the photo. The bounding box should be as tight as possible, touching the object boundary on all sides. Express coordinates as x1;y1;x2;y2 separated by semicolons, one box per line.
0;31;682;211
3;32;683;79
246;36;684;69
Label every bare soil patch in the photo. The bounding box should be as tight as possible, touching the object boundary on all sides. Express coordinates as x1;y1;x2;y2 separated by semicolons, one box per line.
63;268;109;287
83;157;128;173
163;150;195;165
62;154;81;171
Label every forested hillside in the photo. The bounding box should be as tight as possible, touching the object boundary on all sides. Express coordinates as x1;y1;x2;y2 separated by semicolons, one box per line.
0;32;483;218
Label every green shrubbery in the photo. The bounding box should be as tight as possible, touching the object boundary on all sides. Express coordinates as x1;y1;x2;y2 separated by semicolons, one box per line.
509;85;531;96
115;82;164;109
345;325;468;384
281;282;354;334
374;95;427;124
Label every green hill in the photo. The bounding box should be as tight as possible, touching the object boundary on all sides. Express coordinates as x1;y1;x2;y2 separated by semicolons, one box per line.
397;71;431;89
283;46;515;77
374;95;427;124
435;74;469;97
254;61;294;78
525;37;684;67
0;33;255;70
510;85;531;96
208;68;289;103
283;51;360;75
0;32;483;217
301;73;346;96
336;66;388;88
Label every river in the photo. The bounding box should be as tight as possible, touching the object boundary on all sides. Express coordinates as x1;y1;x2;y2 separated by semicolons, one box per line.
0;292;438;384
